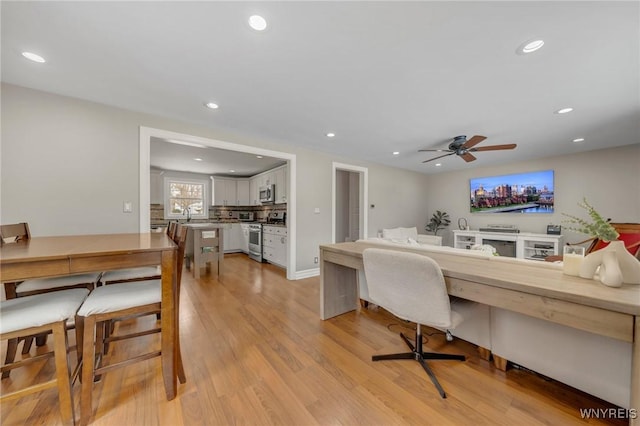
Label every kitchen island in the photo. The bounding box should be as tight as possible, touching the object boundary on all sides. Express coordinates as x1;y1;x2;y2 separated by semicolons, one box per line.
183;223;225;278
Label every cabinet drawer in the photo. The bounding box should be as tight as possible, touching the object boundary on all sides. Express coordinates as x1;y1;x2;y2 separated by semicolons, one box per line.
273;227;287;236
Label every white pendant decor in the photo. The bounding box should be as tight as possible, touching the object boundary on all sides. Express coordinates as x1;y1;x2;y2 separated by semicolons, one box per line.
579;240;640;287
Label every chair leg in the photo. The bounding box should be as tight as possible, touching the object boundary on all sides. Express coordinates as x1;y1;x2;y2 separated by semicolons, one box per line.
177;344;186;384
80;315;97;426
371;324;465;399
417;356;447;398
35;333;48;347
51;321;76;426
94;321;105;382
2;338;19;379
75;316;84;382
21;336;34;354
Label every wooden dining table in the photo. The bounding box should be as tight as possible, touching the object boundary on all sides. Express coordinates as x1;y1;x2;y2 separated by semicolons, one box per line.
0;233;180;412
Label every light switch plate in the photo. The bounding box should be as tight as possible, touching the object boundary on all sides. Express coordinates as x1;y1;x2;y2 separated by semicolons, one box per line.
123;201;133;213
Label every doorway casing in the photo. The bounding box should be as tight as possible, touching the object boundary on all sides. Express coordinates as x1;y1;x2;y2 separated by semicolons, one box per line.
332;162;368;244
139;126;297;280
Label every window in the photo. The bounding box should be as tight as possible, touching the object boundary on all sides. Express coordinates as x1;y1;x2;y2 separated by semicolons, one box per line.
164;178;208;220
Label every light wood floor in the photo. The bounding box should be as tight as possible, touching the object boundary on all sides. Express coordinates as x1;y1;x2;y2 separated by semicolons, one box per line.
1;253;627;425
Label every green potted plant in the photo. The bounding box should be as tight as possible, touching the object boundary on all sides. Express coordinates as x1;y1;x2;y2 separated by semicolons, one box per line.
425;210;451;235
562;198;639;287
562;197;618;242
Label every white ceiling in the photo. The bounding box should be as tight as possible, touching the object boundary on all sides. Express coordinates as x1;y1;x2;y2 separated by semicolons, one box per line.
2;2;638;175
150;137;286;176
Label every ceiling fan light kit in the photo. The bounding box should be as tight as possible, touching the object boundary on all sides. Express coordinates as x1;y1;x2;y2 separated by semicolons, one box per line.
419;135;517;164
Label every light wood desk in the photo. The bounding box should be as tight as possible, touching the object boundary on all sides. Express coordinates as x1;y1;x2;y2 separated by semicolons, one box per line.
320;241;640;423
0;233;179;410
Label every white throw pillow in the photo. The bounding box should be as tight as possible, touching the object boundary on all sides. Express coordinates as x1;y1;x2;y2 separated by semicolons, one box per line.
382;227;418;241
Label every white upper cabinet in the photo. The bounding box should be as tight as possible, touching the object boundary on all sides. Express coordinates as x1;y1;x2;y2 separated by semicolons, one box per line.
213;164;287;206
236;180;250;205
150;170;163;204
273;166;287;203
213;178;237;206
249;177;259;206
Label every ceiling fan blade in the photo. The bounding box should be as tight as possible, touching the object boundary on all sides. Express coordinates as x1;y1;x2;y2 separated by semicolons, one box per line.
470;144;517;152
460;152;477;162
422;152;455;163
418;149;450;152
460;135;486;149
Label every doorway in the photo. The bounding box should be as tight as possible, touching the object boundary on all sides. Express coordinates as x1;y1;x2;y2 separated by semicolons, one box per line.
139;126;297;280
332;163;368;243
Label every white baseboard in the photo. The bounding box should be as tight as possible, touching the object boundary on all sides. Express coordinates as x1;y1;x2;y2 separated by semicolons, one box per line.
293;268;320;279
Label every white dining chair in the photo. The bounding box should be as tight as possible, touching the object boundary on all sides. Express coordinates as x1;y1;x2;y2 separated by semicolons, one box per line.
74;224;187;425
1;222;100;377
0;288;90;425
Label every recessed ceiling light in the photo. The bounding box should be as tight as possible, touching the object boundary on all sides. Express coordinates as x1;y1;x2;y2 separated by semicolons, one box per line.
518;39;545;54
326;132;335;138
572;138;585;143
229;169;236;173
435;163;442;167
555;107;574;114
21;51;46;63
194;158;203;161
392;151;400;155
249;15;267;31
256;155;263;159
205;102;219;109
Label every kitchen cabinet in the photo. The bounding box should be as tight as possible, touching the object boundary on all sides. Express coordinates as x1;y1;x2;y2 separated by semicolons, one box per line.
249;177;259;206
150;170;163;204
240;223;250;254
223;223;243;253
262;225;287;267
236;180;250;205
273;166;287;203
214;178;237;206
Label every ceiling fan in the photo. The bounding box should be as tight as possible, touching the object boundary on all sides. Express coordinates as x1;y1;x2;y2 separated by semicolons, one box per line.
419;135;517;163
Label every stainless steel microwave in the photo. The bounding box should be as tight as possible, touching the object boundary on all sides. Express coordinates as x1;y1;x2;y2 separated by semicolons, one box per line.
259;184;275;204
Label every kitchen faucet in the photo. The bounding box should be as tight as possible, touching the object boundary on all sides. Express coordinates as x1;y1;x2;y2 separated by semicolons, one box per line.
185;206;192;222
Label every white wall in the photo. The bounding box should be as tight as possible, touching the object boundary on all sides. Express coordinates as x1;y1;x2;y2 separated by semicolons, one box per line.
424;144;640;246
1;83;430;273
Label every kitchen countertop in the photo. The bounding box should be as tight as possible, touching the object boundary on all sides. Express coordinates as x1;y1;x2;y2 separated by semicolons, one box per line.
151;220;287;227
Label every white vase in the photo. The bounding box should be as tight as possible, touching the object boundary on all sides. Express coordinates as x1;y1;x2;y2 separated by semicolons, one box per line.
578;240;640;287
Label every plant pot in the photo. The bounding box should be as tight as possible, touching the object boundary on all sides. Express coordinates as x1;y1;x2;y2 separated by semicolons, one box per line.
579;240;640;287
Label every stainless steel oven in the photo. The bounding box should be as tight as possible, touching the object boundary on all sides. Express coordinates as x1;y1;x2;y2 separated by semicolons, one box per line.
248;223;262;262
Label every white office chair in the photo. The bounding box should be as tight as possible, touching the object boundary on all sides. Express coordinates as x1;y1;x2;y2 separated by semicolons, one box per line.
362;248;466;398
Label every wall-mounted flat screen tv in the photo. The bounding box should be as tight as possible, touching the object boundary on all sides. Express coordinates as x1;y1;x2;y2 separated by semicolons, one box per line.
470;169;554;213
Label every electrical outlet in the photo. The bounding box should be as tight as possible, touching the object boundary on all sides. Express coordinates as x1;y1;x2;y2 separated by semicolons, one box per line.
314;257;318;264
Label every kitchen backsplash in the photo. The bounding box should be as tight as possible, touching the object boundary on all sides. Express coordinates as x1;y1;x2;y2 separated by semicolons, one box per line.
150;204;287;225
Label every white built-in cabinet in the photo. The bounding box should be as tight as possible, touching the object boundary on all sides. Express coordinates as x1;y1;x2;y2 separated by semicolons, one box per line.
249;178;259;206
273;166;287;203
452;230;563;261
236;180;250;205
223;223;243;253
262;225;287;267
213;178;237;206
213;165;287;206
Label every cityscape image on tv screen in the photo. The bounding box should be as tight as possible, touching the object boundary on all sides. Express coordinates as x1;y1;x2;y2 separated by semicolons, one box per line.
469;170;554;213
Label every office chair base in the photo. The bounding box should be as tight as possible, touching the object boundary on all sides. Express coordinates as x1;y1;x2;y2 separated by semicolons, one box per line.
372;330;465;398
